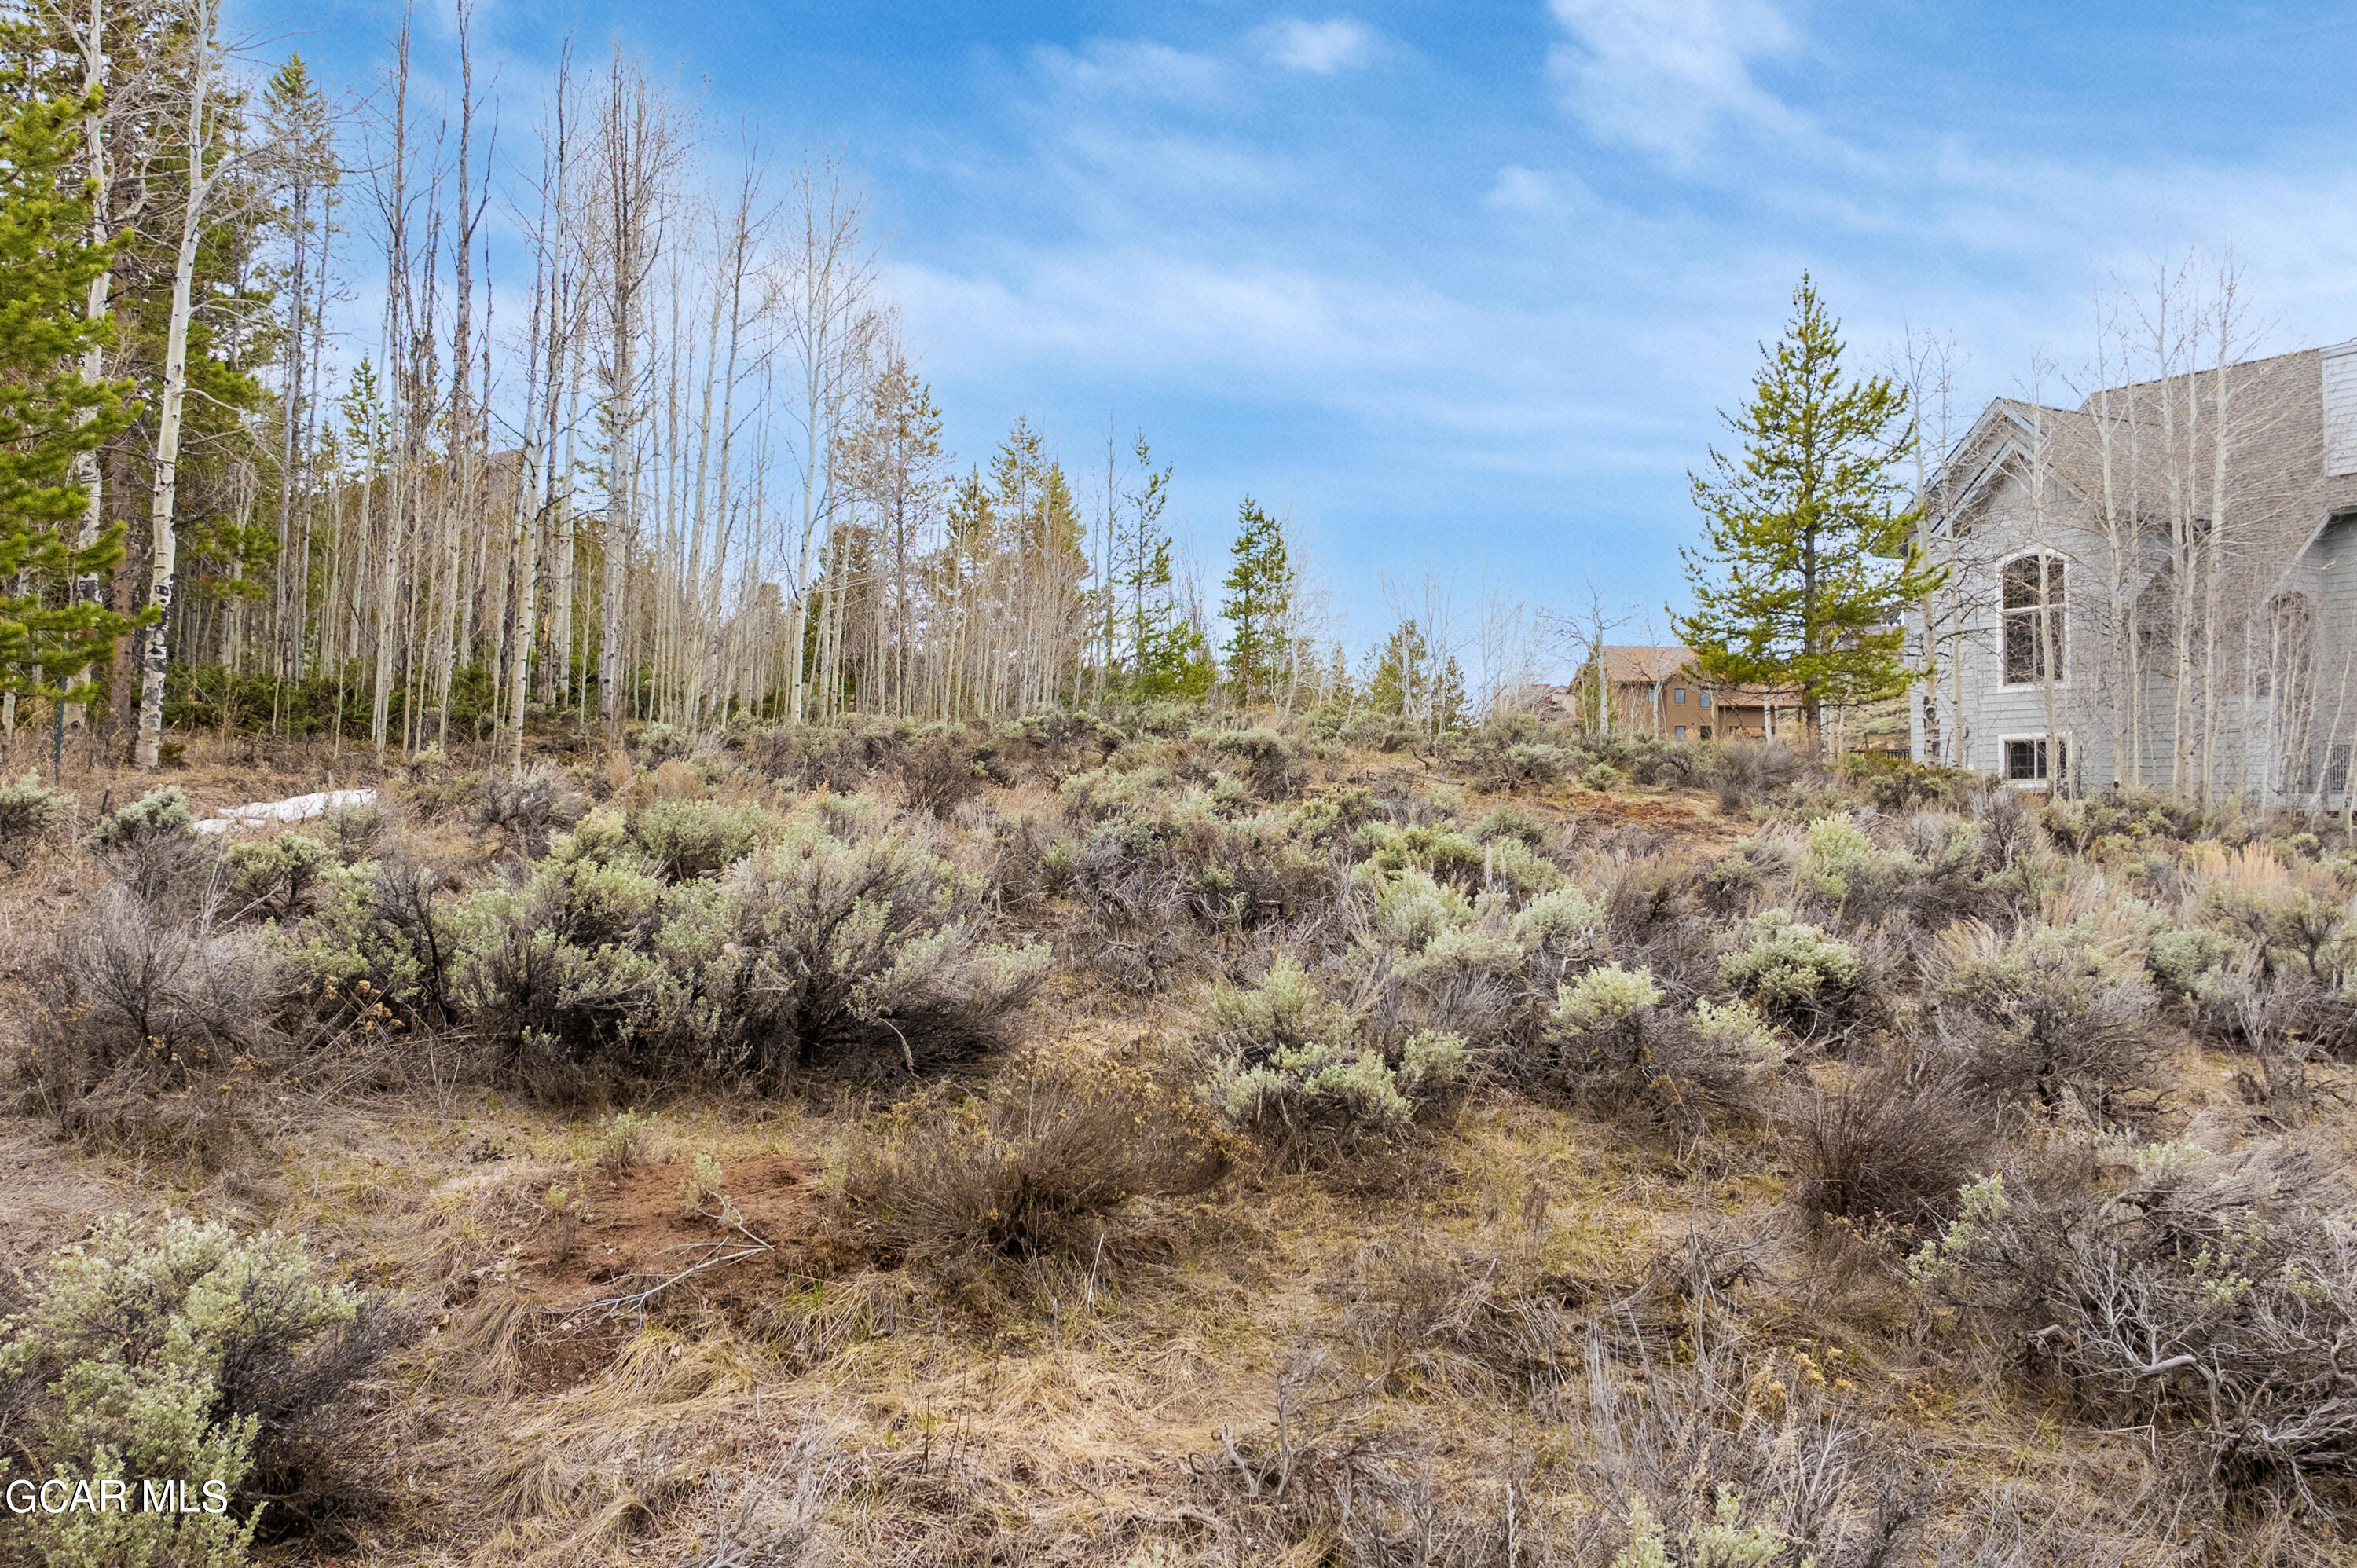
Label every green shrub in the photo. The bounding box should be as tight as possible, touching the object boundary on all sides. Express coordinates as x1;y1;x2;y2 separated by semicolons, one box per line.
653;812;1051;1086
1716;909;1861;1025
1194;724;1300;799
1369;866;1473;953
0;768;68;868
1551;961;1662;1035
446;811;671;1078
220;833;332;921
2146;923;2237;999
0;1217;384;1566
86;785;211;904
1470;806;1548;848
1799;813;1879;900
87;785;196;849
629;796;779;881
1581;762;1622;792
1198;958;1468;1163
1511;885;1607;951
1540;965;1776;1130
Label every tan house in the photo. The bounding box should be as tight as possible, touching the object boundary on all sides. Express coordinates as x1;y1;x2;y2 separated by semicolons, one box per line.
1566;645;1811;743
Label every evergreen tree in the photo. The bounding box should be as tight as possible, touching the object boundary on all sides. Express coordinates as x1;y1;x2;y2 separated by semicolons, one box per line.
1364;616;1431;721
1363;617;1468;735
0;50;141;708
1673;273;1942;753
1110;433;1213;699
1220;496;1290;706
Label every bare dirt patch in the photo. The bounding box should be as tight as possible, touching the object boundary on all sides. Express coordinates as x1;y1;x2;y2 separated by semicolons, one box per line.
507;1155;867;1391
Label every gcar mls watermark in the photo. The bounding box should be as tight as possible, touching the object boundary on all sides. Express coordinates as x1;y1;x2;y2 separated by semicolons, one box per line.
5;1478;232;1516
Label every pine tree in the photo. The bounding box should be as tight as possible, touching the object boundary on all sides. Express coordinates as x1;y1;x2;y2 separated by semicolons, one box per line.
1365;616;1431;721
0;50;141;709
1110;433;1212;699
1364;617;1468;736
1220;496;1290;706
1673;273;1942;754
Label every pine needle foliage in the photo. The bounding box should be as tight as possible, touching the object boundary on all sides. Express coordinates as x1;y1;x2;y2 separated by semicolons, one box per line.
0;47;142;703
1674;273;1943;750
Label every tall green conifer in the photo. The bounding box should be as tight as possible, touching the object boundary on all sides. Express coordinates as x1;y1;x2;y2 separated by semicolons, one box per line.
1674;274;1941;753
1220;496;1290;706
0;52;140;707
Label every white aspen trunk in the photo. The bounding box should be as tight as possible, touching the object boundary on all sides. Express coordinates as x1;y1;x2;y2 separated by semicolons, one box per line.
64;0;114;737
135;13;222;770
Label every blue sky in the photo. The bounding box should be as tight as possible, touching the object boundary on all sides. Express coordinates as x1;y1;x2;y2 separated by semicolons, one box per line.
223;0;2357;668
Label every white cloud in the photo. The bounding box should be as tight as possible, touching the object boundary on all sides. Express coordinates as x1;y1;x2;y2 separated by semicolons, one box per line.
1486;165;1559;214
1545;0;1798;161
1032;38;1226;106
1258;16;1378;75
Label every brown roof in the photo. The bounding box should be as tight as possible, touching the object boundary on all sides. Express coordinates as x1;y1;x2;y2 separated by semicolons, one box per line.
1588;646;1801;702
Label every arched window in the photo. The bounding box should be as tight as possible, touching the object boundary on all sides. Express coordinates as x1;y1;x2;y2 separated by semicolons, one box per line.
2256;592;2312;698
2001;553;2065;684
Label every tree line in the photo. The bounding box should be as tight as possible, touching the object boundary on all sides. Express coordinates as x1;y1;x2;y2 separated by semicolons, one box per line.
0;0;1498;772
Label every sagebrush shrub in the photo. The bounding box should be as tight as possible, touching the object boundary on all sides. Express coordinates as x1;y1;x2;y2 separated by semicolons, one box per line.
22;892;288;1145
2192;843;2352;984
1540;965;1776;1130
1932;919;2161;1113
87;783;196;848
1717;908;1861;1027
1196;723;1302;799
1204;1024;1471;1163
1800;814;1879;901
449;813;668;1079
220;832;333;921
1910;1140;2357;1495
629;795;778;881
1197;958;1469;1164
0;1217;385;1564
86;784;211;904
0;767;68;868
849;1048;1225;1262
2144;922;2237;999
469;762;586;855
654;811;1050;1086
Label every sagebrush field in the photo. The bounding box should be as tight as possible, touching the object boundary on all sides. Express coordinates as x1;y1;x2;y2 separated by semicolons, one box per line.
4;711;2356;1567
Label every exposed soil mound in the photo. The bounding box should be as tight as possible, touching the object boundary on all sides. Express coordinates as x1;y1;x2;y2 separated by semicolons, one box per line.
511;1155;865;1391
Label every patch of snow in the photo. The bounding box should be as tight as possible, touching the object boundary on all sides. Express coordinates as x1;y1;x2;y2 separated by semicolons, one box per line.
193;788;377;835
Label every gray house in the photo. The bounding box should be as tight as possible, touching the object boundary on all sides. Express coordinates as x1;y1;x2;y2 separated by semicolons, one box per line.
1908;340;2357;804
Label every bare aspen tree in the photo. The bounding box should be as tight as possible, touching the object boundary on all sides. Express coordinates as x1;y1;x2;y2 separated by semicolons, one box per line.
773;158;874;723
592;51;681;734
1895;324;1963;764
134;0;235;770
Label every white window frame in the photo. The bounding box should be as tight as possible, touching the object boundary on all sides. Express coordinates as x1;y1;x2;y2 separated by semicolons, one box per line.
1997;731;2069;789
1996;548;2070;691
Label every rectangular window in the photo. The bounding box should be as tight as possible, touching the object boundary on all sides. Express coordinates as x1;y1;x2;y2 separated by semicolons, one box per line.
1700;725;1713;740
2329;743;2353;793
1674;725;1688;738
1673;687;1687;704
2003;736;2068;783
1699;691;1712;708
2002;555;2066;684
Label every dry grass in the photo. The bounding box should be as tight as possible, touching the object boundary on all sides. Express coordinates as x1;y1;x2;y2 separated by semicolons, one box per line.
1;727;2352;1566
